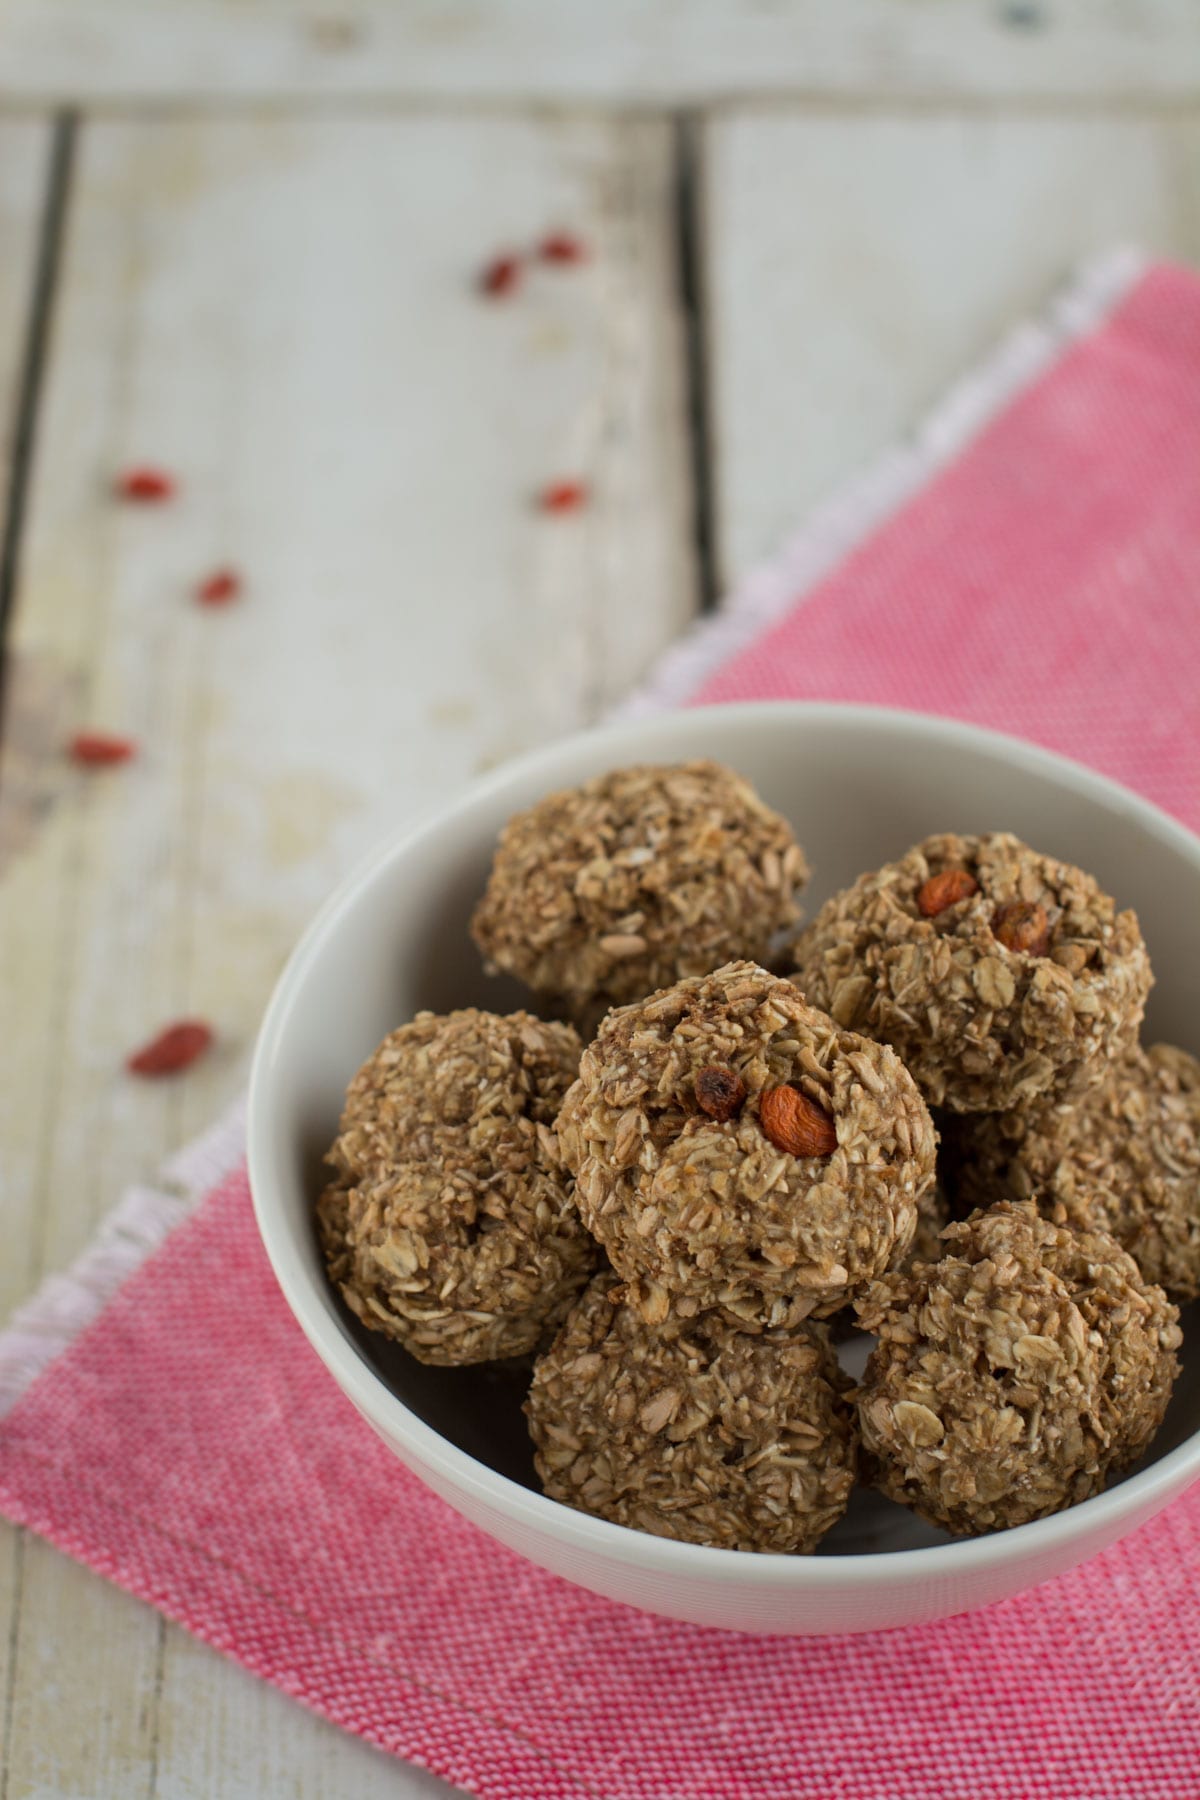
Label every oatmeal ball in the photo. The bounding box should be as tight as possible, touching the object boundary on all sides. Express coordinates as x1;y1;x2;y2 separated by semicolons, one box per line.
906;1181;951;1270
556;960;937;1329
471;761;808;1022
527;1275;857;1553
828;1183;950;1343
947;1043;1200;1304
318;1009;596;1365
794;831;1151;1113
855;1201;1181;1536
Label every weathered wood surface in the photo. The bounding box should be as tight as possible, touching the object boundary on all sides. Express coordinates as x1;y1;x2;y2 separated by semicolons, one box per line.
2;60;1199;1800
2;0;1199;102
0;110;693;1798
0;121;50;564
703;110;1200;587
0;111;55;1800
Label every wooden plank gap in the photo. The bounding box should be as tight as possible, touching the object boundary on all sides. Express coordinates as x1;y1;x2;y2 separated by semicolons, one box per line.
143;1617;166;1800
672;112;719;615
27;93;1200;125
0;110;76;697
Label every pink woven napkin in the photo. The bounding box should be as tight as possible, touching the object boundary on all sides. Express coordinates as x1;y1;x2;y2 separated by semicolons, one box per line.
4;251;1200;1800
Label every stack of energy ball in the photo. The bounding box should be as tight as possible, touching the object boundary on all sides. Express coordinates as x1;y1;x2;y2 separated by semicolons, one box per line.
318;761;1195;1552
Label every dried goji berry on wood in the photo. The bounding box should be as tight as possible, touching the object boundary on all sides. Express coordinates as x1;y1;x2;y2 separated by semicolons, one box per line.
116;467;176;502
126;1020;214;1077
196;567;242;606
70;733;137;766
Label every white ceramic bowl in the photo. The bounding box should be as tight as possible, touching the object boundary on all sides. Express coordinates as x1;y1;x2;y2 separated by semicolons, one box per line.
248;703;1200;1635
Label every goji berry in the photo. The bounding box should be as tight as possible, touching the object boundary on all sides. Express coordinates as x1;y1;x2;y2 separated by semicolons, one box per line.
993;900;1051;959
539;231;589;264
539;480;588;513
196;567;242;606
116;467;176;502
916;869;978;917
694;1065;746;1122
69;732;137;766
479;254;521;298
126;1019;214;1077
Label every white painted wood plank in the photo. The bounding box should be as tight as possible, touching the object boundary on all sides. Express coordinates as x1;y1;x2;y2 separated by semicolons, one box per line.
0;111;692;1800
0;120;48;537
0;1525;20;1796
154;1630;455;1800
1;0;1199;102
3;1542;162;1799
703;111;1200;589
0;110;54;1800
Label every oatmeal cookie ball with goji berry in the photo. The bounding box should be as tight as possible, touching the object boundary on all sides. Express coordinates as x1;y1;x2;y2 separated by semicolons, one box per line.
855;1200;1181;1536
793;831;1151;1115
526;1275;857;1552
945;1043;1200;1305
318;1009;596;1365
470;761;808;1024
555;960;937;1330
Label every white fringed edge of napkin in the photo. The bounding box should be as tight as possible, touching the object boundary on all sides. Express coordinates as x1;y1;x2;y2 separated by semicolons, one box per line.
616;243;1146;719
0;1100;247;1419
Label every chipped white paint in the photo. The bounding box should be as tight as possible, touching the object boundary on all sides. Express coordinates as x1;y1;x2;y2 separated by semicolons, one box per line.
1;0;1199;101
704;111;1200;587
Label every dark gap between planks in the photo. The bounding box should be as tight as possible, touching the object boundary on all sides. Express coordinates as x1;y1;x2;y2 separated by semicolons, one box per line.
0;110;77;732
672;112;720;616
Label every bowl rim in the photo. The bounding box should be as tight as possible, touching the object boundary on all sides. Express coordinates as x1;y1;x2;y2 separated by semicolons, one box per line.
248;699;1200;1587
